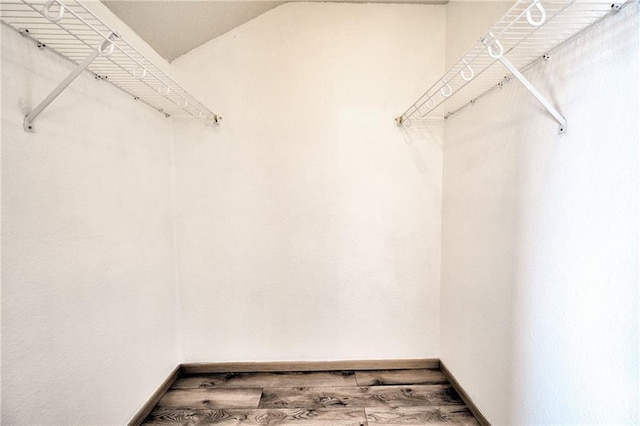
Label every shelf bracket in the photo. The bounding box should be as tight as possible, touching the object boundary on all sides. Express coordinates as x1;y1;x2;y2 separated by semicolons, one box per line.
487;40;567;134
24;32;117;133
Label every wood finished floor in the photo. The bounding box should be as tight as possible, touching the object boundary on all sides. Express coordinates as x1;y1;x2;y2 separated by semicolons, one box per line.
142;368;480;425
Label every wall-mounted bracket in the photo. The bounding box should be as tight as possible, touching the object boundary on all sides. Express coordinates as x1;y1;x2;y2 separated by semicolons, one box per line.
482;34;567;134
24;32;118;132
495;53;567;134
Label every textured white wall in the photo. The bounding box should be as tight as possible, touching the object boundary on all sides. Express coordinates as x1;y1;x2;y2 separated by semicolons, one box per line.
440;3;639;424
170;3;445;362
1;24;179;424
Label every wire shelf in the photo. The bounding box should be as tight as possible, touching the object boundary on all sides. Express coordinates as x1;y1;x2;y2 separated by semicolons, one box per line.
397;0;631;125
0;0;220;123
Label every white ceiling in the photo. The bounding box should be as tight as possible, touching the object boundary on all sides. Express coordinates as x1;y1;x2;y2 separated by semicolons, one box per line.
102;1;447;62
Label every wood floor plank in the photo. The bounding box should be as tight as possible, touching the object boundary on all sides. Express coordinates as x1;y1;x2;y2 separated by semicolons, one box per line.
366;406;480;425
355;369;448;386
174;371;358;389
156;388;262;410
143;408;368;425
258;385;465;409
142;368;481;425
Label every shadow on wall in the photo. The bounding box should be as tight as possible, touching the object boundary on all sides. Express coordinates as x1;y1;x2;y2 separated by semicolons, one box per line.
399;119;444;175
398;118;445;218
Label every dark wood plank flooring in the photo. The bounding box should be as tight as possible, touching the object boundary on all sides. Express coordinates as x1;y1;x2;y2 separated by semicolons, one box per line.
142;368;480;425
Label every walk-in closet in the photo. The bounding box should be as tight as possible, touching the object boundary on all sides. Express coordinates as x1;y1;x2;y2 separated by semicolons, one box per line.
1;0;638;424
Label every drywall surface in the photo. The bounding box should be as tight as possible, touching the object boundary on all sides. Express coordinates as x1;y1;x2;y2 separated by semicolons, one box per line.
171;3;445;362
441;4;639;424
1;24;179;424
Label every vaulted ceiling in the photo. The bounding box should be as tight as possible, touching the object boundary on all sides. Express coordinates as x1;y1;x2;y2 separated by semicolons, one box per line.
102;1;447;62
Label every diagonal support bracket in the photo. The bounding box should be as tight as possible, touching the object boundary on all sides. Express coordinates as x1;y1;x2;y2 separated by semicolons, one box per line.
496;54;567;134
483;33;567;134
24;32;118;133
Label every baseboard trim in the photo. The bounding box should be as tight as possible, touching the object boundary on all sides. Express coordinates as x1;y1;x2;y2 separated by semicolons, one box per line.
128;364;182;426
181;358;440;374
440;361;491;426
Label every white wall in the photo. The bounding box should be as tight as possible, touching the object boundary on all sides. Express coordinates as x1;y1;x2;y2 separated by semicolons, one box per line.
440;3;639;424
1;23;179;424
170;2;445;362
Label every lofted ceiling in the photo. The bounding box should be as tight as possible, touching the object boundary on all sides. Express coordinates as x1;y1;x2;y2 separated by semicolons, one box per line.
102;1;447;62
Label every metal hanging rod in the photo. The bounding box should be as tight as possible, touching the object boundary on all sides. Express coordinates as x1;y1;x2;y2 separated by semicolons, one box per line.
0;0;221;132
396;0;632;134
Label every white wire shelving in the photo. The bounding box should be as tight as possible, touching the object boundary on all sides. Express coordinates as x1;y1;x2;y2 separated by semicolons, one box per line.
396;0;633;133
0;0;221;132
